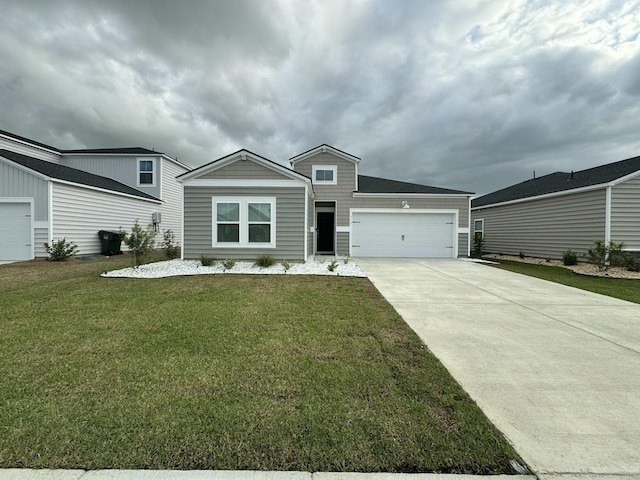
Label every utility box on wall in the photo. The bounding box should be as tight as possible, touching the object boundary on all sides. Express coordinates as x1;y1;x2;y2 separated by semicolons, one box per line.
152;212;162;224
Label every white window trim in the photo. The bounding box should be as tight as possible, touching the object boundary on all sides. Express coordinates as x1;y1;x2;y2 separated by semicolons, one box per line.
474;218;484;237
137;158;156;187
312;165;337;185
212;196;276;248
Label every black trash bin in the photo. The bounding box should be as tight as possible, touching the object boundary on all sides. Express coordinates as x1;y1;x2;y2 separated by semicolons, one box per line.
98;230;123;256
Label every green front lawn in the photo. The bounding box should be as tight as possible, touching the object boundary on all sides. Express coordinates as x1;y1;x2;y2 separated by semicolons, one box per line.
487;259;640;304
0;254;519;473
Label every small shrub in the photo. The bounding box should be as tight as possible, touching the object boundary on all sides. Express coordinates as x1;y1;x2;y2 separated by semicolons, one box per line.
343;256;350;264
281;259;291;272
562;249;578;266
200;255;214;267
624;254;640;272
254;254;275;268
327;259;339;272
519;251;525;259
44;238;78;261
222;258;236;271
586;240;625;271
473;233;485;257
120;220;156;267
161;230;180;260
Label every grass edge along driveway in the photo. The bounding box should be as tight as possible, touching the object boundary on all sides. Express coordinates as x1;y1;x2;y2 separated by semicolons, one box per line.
0;254;521;473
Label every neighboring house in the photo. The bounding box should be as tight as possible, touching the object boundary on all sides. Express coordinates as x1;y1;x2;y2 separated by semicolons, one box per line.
471;155;640;259
178;144;473;261
0;129;189;261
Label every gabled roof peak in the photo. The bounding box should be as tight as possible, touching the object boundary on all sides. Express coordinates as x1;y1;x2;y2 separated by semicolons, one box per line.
289;144;360;165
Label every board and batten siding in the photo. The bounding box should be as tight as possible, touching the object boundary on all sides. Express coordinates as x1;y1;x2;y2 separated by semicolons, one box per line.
611;175;640;250
61;154;162;199
0;160;49;221
199;159;290;180
51;183;161;255
183;186;307;261
0;137;61;163
472;188;607;259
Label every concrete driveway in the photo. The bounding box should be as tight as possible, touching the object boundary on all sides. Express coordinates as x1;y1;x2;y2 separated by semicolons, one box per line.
357;258;640;480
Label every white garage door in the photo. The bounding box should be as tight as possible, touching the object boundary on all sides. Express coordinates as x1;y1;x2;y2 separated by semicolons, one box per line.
0;202;32;261
351;211;456;258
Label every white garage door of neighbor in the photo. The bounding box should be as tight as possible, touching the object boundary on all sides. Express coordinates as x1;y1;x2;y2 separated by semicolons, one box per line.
351;211;455;257
0;202;32;261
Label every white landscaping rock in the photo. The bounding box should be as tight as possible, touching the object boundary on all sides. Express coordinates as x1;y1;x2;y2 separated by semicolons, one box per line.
101;258;366;279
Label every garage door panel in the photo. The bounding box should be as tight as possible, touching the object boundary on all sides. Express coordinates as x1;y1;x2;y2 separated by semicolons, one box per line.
352;212;455;258
0;202;32;261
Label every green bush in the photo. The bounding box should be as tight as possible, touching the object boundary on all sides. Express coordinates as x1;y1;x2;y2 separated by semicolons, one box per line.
222;258;236;271
254;254;275;268
281;259;291;272
200;255;215;267
327;259;339;272
472;233;485;257
44;238;79;261
624;254;640;272
519;251;525;259
120;220;156;267
562;249;578;266
586;240;625;271
161;230;180;260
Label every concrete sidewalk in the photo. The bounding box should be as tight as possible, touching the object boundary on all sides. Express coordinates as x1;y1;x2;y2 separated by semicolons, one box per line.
357;258;640;480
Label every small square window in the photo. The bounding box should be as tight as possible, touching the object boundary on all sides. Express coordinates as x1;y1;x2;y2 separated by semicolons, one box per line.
312;165;337;185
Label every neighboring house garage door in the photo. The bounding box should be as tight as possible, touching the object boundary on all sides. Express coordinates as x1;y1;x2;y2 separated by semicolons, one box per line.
351;211;456;257
0;201;32;261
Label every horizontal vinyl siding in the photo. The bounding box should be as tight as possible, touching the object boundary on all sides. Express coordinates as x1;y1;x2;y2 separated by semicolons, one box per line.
294;154;356;226
350;197;469;227
200;160;290;180
35;227;49;257
336;232;350;257
0;160;49;221
457;232;469;257
184;186;306;261
0;137;61;163
159;159;187;246
472;189;606;259
52;183;160;255
611;176;640;250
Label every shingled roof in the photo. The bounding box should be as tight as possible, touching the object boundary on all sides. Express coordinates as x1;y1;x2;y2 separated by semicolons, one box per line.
0;149;160;201
472;155;640;208
357;175;473;195
63;147;162;155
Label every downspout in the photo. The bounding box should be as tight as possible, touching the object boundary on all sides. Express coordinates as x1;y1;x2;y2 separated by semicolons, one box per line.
304;184;309;262
605;185;612;246
48;181;54;248
467;196;472;257
180;182;185;260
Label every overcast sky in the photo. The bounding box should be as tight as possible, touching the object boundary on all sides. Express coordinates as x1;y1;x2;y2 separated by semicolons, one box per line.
1;0;639;195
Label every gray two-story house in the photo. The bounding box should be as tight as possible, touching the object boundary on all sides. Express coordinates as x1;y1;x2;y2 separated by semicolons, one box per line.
178;144;473;261
0;129;189;261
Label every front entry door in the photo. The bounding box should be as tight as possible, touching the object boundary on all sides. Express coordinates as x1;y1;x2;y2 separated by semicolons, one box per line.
316;212;335;254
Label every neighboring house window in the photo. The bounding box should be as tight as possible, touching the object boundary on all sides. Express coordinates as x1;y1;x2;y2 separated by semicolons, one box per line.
474;219;484;238
138;159;155;186
312;165;337;185
212;197;276;247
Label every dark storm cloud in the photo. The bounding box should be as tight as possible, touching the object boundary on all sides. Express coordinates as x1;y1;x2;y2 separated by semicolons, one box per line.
1;0;639;195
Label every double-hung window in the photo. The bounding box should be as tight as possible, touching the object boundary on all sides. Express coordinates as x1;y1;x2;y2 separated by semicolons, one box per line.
213;197;276;247
138;159;155;186
312;165;337;185
474;219;484;238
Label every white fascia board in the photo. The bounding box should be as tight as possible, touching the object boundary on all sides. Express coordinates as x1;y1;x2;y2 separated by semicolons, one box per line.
183;179;307;188
51;179;162;204
290;146;361;165
353;192;471;198
0;132;60;156
0;156;51;181
471;183;608;211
